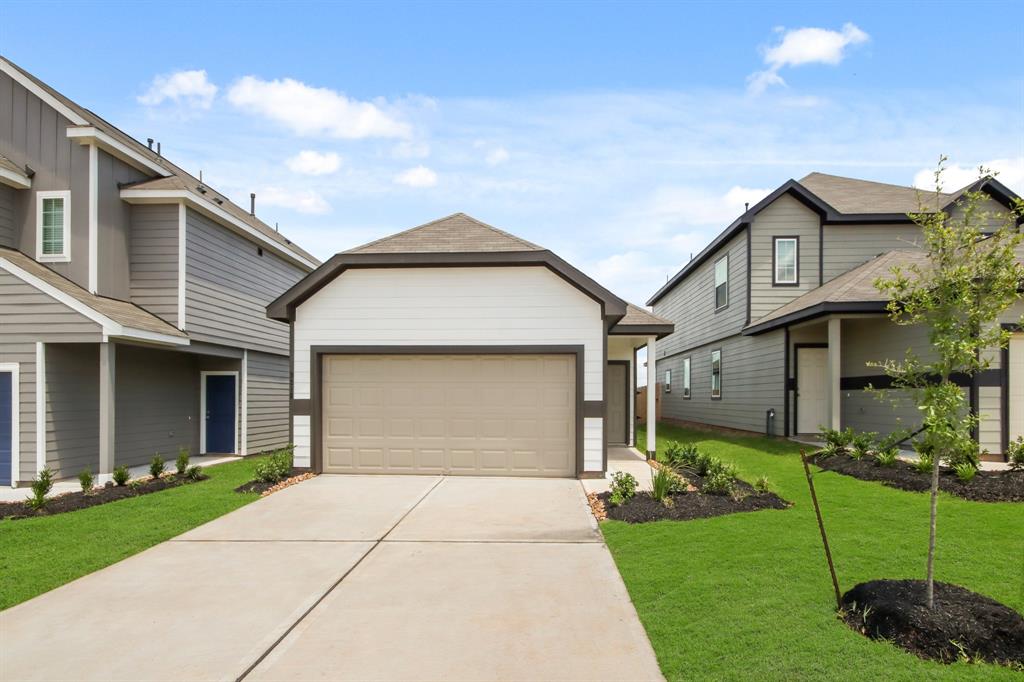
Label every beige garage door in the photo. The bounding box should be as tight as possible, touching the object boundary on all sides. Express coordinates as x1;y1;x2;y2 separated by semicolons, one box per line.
322;354;576;476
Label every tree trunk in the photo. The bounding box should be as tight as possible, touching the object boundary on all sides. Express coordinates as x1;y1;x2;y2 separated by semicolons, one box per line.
926;450;939;609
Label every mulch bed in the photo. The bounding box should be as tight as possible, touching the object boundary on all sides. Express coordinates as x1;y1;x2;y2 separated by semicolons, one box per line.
0;473;209;521
812;453;1024;502
597;473;790;523
234;469;315;495
842;579;1024;667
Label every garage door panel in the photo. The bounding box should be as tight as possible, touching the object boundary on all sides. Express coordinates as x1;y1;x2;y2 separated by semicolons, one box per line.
321;354;575;476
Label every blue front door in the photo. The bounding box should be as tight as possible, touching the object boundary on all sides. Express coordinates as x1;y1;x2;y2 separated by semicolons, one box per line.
0;372;12;486
205;374;236;453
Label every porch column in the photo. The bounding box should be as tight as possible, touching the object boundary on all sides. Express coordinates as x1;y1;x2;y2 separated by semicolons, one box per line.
98;342;116;482
827;318;841;430
646;335;656;459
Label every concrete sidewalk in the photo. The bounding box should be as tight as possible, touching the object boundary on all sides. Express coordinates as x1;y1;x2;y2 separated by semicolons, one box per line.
0;475;662;682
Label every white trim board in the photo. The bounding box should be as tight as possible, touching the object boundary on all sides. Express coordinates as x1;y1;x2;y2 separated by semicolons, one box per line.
200;371;240;455
0;165;32;190
0;256;190;347
88;142;98;293
66;126;172;178
35;190;71;263
240;350;248;457
0;363;19;487
0;58;88;126
177;202;187;330
35;343;45;474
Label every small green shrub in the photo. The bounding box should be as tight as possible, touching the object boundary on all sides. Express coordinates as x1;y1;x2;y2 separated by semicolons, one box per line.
820;426;855;451
149;455;165;480
753;475;771;493
850;432;877;460
1008;437;1024;470
874;447;898;467
663;441;684;465
610;471;638;503
185;464;203;481
128;478;144;492
954;462;977;483
175;447;190;475
651;467;675;503
112;464;131;486
702;470;734;496
78;469;94;494
912;454;934;475
694;452;716;476
609;489;625;507
26;468;54;510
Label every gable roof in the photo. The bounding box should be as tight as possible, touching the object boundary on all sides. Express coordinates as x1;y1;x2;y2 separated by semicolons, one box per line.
0;246;188;344
646;172;1021;306
267;213;628;322
609;303;674;338
742;249;930;335
0;56;318;270
346;213;544;254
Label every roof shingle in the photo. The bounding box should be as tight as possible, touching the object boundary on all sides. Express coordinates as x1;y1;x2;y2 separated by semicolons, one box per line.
345;213;545;253
799;172;956;214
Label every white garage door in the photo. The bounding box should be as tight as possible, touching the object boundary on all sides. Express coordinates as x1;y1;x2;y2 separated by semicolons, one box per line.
321;354;576;476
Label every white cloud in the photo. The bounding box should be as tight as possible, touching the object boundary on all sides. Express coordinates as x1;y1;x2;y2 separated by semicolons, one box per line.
486;146;510;166
255;187;331;214
912;157;1024;195
394;165;438;188
286;150;342;176
391;140;431;159
227;76;410;139
748;23;869;94
138;69;218;109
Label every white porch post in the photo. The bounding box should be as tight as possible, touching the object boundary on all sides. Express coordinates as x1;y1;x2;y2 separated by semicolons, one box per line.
240;349;248;456
35;342;46;474
646;335;656;459
98;342;116;482
827;317;841;430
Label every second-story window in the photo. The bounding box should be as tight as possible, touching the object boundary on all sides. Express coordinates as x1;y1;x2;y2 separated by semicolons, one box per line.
774;237;798;285
714;255;729;310
682;357;691;399
37;191;71;262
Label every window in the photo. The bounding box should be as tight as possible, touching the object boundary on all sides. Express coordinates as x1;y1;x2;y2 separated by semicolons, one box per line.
682;357;691;399
710;350;722;399
714;255;729;310
36;191;70;262
664;369;672;393
774;237;798;285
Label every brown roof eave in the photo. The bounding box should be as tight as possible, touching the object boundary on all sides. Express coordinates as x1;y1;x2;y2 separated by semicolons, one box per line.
742;301;889;336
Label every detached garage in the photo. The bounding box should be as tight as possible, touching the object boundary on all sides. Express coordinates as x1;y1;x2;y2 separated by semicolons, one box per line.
267;213;673;478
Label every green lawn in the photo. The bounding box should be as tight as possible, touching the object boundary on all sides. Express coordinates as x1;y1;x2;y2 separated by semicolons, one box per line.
0;458;263;610
603;424;1022;681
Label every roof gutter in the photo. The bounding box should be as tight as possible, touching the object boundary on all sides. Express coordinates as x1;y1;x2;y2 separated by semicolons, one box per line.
742;301;889;336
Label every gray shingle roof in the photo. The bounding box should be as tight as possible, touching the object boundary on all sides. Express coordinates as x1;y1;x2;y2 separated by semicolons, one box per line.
0;247;188;339
799;172;956;214
345;213;545;253
618;303;673;327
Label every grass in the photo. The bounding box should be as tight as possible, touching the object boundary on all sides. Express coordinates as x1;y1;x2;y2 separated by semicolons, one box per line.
602;424;1023;681
0;457;263;610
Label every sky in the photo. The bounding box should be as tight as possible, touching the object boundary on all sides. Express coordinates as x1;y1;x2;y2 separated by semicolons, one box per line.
2;0;1022;305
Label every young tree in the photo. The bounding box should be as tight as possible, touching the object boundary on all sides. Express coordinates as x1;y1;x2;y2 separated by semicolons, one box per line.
872;157;1023;609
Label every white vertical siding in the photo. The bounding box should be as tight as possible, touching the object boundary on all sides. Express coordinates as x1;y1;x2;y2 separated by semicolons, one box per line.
293;415;311;468
583;418;603;470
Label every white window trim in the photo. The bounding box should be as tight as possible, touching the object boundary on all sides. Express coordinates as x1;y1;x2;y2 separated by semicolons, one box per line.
200;371;240;455
682;357;691;399
774;237;799;285
714;255;729;310
36;190;71;263
664;369;672;393
711;350;722;399
0;362;20;487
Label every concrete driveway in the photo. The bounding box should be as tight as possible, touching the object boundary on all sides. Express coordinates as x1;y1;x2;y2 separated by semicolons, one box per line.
0;475;662;682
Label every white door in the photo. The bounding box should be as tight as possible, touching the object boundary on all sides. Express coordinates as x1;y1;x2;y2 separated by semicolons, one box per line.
1010;334;1024;442
797;348;829;434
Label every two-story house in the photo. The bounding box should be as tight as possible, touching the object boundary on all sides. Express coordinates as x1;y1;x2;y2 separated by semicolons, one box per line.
647;172;1022;461
0;57;319;486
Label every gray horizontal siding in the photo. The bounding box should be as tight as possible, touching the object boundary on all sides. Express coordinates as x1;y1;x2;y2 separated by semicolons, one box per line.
749;194;821;321
45;344;98;478
657;330;785;436
653;230;748;358
129;204;180;327
246;350;289;453
0;341;36;482
821;224;923;283
0;270;102;343
185;208;303;355
841;318;936;377
0;183;17;248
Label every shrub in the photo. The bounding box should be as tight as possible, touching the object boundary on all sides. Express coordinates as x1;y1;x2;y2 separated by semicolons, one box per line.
753;475;771;493
185;464;203;481
702;470;734;496
663;441;684;465
820;426;855;451
875;447;898;467
1008;437;1024;470
609;471;638;503
954;462;977;483
149;455;165;480
78;469;94;494
694;452;716;476
26;468;54;510
609;489;625;507
175;447;190;475
651;467;684;504
912;454;934;475
112;464;131;486
850;432;877;460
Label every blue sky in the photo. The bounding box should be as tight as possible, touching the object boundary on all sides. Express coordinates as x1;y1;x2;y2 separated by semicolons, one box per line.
3;1;1022;303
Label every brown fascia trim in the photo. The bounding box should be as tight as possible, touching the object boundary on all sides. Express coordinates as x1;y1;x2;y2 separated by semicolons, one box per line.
608;323;675;339
267;250;628;322
306;344;590;478
742;301;889;336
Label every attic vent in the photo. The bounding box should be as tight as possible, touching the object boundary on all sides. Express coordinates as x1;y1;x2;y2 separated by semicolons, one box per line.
214;197;223;205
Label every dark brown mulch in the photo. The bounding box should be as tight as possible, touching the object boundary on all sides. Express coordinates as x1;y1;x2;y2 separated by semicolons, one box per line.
599;477;790;523
0;473;209;521
813;453;1024;502
842;579;1024;667
234;468;313;495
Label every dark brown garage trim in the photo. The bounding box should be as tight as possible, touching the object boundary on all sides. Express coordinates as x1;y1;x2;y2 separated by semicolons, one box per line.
308;344;588;478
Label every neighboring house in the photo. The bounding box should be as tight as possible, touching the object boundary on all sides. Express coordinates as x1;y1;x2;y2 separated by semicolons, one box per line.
0;57;319;486
268;213;673;476
647;173;1023;461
